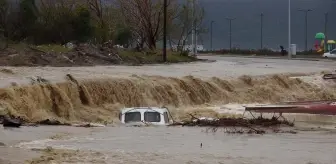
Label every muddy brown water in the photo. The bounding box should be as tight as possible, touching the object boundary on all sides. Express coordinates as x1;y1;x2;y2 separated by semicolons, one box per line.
1;125;336;164
0;56;336;163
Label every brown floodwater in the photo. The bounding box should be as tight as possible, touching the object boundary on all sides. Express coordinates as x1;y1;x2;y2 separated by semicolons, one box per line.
0;56;336;163
1;124;336;164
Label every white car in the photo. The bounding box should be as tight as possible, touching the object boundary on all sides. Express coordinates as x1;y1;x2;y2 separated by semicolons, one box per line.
119;107;172;126
323;49;336;58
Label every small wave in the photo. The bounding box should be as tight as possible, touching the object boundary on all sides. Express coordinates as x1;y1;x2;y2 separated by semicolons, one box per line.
15;139;81;151
15;139;53;149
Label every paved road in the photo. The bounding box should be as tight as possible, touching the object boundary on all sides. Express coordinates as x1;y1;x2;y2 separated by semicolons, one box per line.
0;56;335;87
199;54;331;61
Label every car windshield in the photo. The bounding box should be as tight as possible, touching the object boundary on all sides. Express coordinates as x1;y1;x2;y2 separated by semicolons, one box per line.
144;112;161;122
124;112;141;123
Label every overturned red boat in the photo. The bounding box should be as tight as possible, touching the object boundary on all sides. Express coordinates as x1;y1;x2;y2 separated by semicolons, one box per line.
245;100;336;115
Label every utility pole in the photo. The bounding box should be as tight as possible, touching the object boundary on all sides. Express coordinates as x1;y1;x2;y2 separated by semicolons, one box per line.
288;0;291;59
324;12;328;52
260;13;264;50
191;0;196;57
226;18;235;52
298;9;312;54
210;21;215;51
163;0;167;62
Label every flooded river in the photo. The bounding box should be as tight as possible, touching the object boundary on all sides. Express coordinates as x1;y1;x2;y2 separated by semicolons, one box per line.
1;56;336;163
1;125;336;164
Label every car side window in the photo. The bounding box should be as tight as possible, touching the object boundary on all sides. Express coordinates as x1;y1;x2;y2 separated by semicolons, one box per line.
331;50;336;54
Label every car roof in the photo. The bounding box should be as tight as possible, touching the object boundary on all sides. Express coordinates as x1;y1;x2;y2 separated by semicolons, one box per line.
120;107;168;114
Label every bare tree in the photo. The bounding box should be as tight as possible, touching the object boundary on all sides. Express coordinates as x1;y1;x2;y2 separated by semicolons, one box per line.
169;0;205;53
87;0;104;27
118;0;176;50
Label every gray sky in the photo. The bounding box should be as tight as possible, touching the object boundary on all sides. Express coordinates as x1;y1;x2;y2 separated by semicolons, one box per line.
197;0;335;50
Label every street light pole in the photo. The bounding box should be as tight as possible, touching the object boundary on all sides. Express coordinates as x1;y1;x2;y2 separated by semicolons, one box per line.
191;0;196;57
298;8;312;54
324;12;328;52
288;0;291;59
163;0;167;62
260;13;264;50
210;21;214;51
226;18;235;52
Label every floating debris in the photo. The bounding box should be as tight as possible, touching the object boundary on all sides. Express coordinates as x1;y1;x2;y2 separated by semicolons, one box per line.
170;114;295;134
72;123;106;128
2;116;22;128
36;119;71;126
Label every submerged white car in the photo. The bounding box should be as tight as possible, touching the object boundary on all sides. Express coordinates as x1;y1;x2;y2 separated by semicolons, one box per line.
119;107;172;126
323;49;336;58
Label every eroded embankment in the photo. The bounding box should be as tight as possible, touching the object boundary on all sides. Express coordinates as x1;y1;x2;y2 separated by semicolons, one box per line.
0;74;334;123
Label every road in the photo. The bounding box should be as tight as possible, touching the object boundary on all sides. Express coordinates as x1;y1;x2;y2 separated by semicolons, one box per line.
0;56;335;87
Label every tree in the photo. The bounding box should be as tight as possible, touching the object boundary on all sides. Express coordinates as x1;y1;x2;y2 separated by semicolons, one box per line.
33;0;74;43
73;6;93;42
18;0;39;41
34;0;87;44
0;0;205;50
118;0;176;50
169;0;205;53
113;25;132;47
0;0;14;48
0;0;7;29
0;0;8;37
87;0;103;27
87;0;108;43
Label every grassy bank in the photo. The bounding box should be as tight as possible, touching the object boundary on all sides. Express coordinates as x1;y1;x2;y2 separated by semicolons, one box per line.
0;43;199;67
33;44;199;64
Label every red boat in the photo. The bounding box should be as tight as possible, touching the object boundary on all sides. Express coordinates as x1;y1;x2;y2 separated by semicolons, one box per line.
245;100;336;115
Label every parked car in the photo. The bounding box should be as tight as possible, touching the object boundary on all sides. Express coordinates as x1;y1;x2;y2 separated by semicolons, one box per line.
323;49;336;58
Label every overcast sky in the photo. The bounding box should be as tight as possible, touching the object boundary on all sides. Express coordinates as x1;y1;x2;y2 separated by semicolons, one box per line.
196;0;335;50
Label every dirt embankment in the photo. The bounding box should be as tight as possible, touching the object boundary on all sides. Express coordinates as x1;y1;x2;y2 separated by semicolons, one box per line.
0;74;334;123
0;44;119;66
0;43;198;67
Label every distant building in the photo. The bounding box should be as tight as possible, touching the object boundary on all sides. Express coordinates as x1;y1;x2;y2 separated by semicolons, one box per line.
172;44;205;52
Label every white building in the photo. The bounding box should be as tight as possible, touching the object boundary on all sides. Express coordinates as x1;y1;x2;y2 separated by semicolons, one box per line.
171;44;205;52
